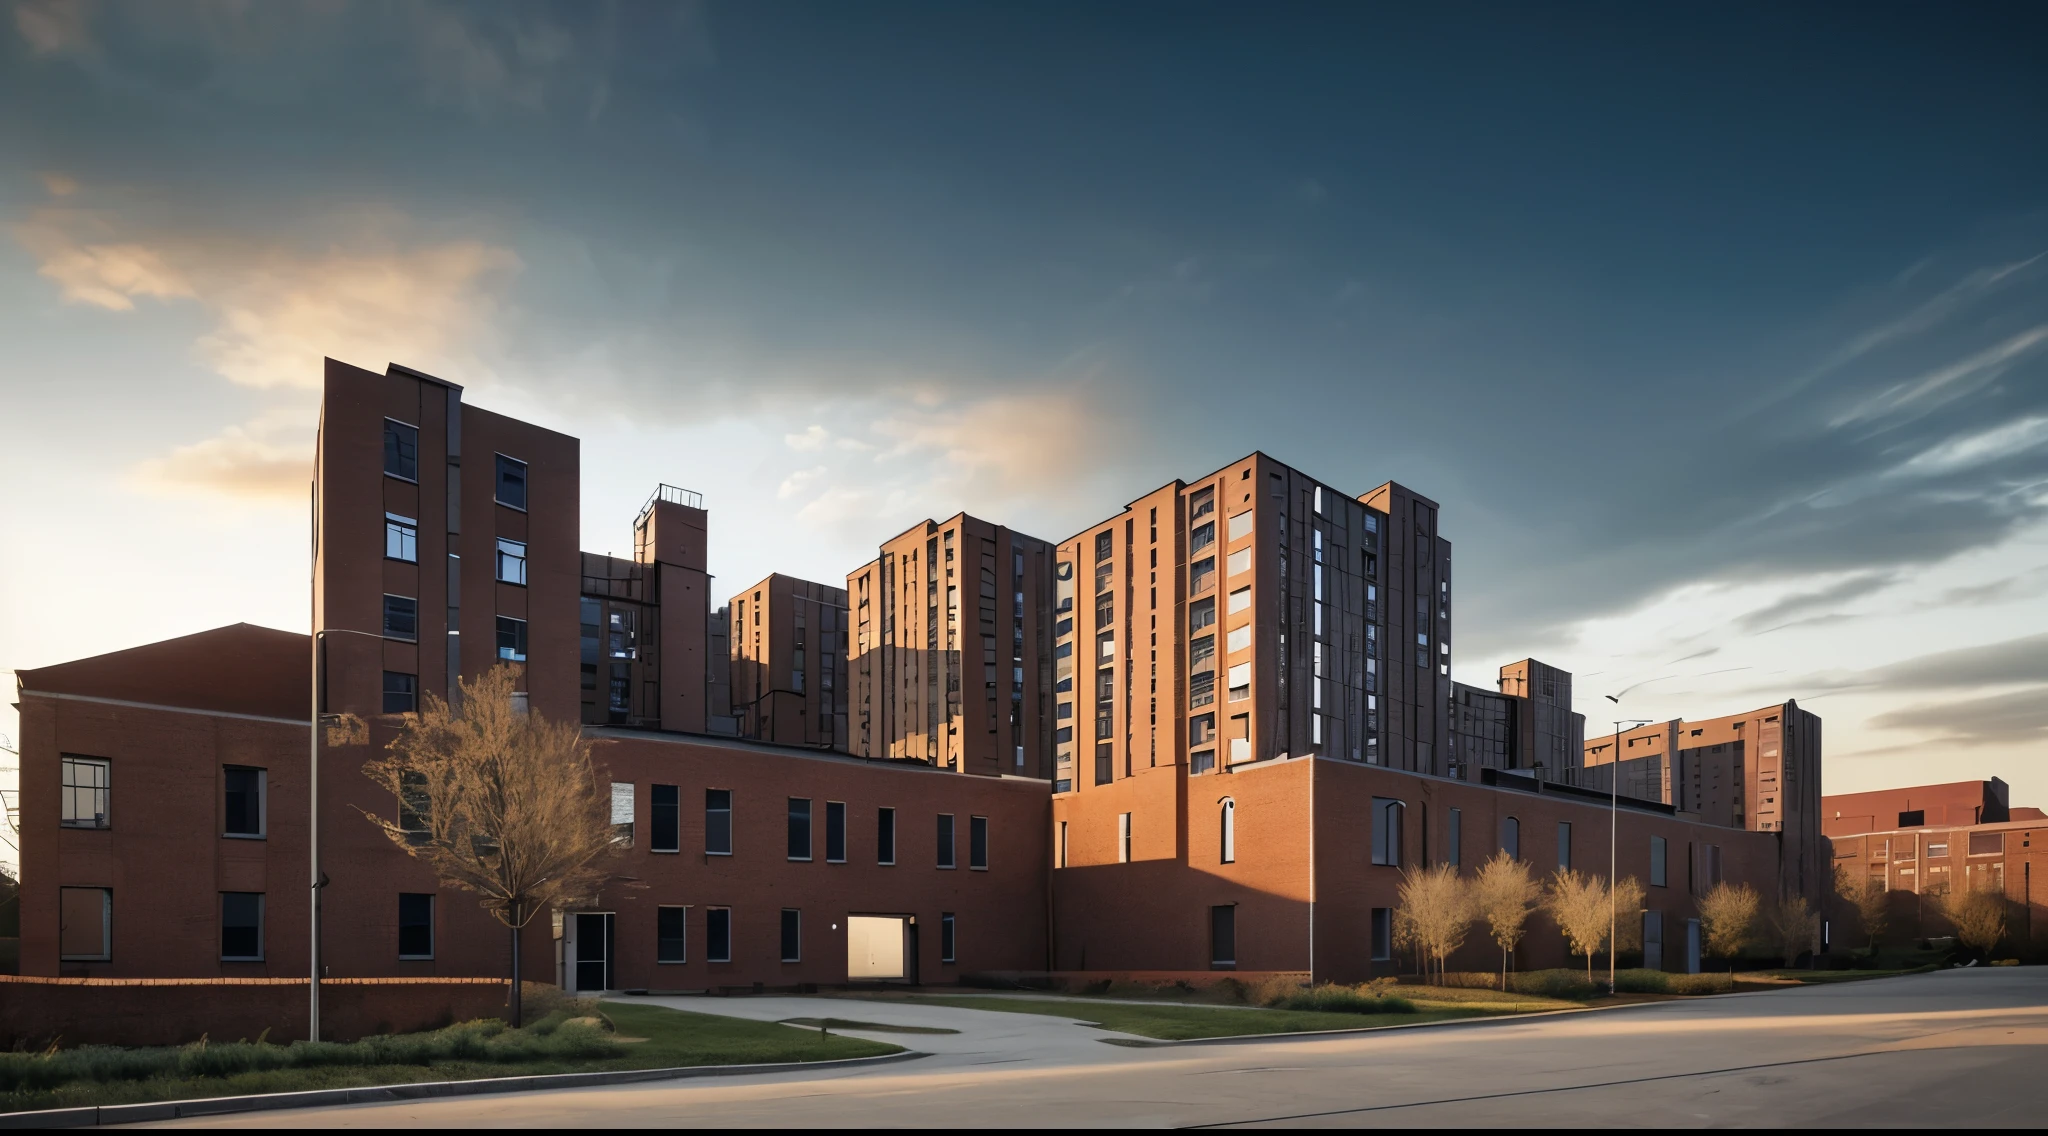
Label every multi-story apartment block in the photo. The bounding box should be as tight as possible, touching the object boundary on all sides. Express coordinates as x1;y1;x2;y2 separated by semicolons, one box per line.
1449;658;1588;781
1583;701;1824;901
845;515;1057;779
728;573;848;749
576;486;712;731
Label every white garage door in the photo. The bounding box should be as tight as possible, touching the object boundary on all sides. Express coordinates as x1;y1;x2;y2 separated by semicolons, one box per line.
847;915;906;980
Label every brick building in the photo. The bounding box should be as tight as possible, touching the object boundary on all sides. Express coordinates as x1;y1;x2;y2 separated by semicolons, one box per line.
727;573;848;749
14;358;1828;995
1448;658;1587;781
1823;779;2045;949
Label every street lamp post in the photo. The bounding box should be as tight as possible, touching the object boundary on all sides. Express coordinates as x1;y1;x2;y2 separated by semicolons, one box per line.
1602;697;1654;992
309;626;385;1043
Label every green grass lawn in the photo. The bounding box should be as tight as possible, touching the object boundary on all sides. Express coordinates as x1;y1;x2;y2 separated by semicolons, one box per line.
1737;966;1933;985
842;994;1498;1041
1;1004;900;1116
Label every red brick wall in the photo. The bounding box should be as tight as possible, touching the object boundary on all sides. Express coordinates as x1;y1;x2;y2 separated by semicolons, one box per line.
0;977;509;1047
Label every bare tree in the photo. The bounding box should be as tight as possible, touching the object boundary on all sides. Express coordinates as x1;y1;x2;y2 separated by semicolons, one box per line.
1940;884;2008;956
1611;875;1647;958
1544;869;1613;985
1763;893;1819;968
357;666;621;1026
1472;852;1541;991
1395;864;1474;985
1697;882;1759;973
1834;863;1888;953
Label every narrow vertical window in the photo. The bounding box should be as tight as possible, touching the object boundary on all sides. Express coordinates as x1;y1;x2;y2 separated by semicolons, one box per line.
826;801;847;863
1651;834;1668;888
220;892;265;961
1502;816;1520;860
650;784;679;853
1370;908;1392;961
1058;820;1068;869
384;419;418;480
657;906;688;963
1447;807;1462;868
780;909;802;962
969;815;989;870
222;767;264;837
494;454;528;509
877;806;896;865
1557;822;1572;871
940;912;957;964
705;789;732;855
788;797;813;861
398;893;434;959
1118;812;1132;863
707;907;732;962
1220;799;1236;864
937;813;956;869
1371;797;1403;866
1210;905;1236;968
382;671;417;714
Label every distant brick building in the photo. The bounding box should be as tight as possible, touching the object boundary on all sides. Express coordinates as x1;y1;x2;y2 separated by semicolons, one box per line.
1824;779;2045;949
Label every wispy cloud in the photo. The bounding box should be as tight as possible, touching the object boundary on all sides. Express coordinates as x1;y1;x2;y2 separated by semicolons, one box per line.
1829;324;2048;431
1734;571;1896;634
131;408;312;502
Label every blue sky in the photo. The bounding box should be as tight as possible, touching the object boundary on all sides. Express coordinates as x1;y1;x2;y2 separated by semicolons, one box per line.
3;0;2046;841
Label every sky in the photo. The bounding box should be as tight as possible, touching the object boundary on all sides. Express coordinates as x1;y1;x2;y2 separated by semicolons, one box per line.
3;0;2046;863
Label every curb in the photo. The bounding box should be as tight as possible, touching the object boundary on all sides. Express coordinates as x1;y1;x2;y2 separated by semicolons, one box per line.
1091;997;1720;1048
0;1050;926;1129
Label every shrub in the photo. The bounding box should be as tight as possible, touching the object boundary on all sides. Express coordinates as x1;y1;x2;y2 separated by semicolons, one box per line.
0;1017;620;1094
1247;975;1306;1008
1272;983;1417;1015
1609;969;1734;996
1505;969;1596;1000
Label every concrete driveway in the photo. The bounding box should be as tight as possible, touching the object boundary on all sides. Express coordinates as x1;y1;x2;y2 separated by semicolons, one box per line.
151;968;2048;1128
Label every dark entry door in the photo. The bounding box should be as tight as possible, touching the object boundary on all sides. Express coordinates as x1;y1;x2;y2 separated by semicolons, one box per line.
575;913;614;992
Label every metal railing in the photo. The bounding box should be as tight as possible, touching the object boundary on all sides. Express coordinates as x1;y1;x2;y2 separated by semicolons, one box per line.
636;483;705;528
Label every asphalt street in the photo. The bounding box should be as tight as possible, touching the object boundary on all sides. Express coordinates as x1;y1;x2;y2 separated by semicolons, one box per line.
151;968;2048;1128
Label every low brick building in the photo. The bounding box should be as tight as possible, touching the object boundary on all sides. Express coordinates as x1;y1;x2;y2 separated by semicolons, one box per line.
1824;779;2046;949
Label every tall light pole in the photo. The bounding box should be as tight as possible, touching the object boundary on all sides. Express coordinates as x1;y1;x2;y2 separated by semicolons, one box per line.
1602;695;1653;992
310;626;385;1042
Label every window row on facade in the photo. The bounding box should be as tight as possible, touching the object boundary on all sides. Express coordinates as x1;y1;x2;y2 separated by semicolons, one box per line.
57;887;434;964
612;785;993;870
642;905;960;966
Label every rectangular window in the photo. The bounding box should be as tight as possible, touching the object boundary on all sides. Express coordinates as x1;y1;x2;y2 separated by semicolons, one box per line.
1370;907;1393;961
385;513;418;562
381;671;417;714
1226;625;1251;654
59;887;111;962
223;767;264;837
657;906;687;964
1191;556;1216;593
1372;797;1403;866
1650;834;1668;887
1095;743;1114;785
383;594;418;641
780;909;801;962
1969;832;2005;856
1098;632;1115;660
1227;662;1251;701
878;806;897;865
220;892;264;961
707;907;732;963
1119;812;1132;863
788;797;813;860
494;454;528;510
706;789;732;855
384;419;418;481
941;912;957;963
496;615;528;662
1502;816;1520;860
1191;749;1215;774
1226;547;1252;577
60;756;110;829
1227;510;1254;540
937;813;956;868
496;538;527;585
1190;521;1216;553
1059;820;1068;868
1227;586;1251;615
611;782;635;845
651;784;680;853
970;815;989;870
826;801;847;863
398;893;434;959
1557;822;1572;871
1210;904;1236;967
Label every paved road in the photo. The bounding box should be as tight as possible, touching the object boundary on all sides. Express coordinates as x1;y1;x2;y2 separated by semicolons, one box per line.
159;969;2047;1128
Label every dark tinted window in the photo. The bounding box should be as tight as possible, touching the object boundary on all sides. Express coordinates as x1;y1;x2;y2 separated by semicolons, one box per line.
221;892;263;960
382;595;417;641
825;801;846;863
398;893;433;958
382;671;416;714
495;616;527;662
706;789;732;854
877;807;896;864
706;907;731;962
651;784;679;853
941;912;957;963
788;798;812;860
1210;905;1235;966
495;454;528;509
384;419;418;480
657;907;686;963
780;909;801;962
937;813;956;868
969;816;989;869
223;767;262;836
